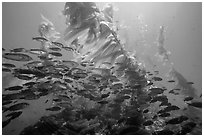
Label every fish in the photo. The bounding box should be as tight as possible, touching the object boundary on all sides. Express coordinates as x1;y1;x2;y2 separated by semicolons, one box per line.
158;105;180;114
45;99;49;103
53;98;62;102
143;120;154;126
2;119;11;128
2;68;11;72
143;109;149;113
6;111;23;120
2;100;13;106
10;48;26;53
146;81;153;86
150;95;168;103
46;106;62;111
23;82;37;87
158;112;171;117
3;53;33;62
2;48;5;51
101;92;110;98
122;95;131;99
153;129;174;135
169;90;176;94
186;82;194;85
15;74;33;80
32;36;48;42
187;102;202;108
2;63;16;68
57;95;71;101
173;88;181;91
28;48;47;55
159;101;171;107
110;83;123;90
152;76;162;81
63;46;74;51
62;60;79;68
64;78;73;83
52;41;64;48
178;122;197;135
49;47;61;51
5;86;23;91
97;100;109;104
148;87;164;96
167;80;175;83
49;52;63;57
3;102;29;112
183;96;194;102
166;115;189;125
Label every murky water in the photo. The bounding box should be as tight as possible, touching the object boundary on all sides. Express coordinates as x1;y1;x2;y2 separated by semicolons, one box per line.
2;2;202;135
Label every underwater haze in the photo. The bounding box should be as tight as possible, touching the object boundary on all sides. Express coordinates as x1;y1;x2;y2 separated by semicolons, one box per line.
2;2;202;135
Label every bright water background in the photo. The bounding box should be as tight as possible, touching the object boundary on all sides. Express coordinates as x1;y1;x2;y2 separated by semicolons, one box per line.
2;2;202;134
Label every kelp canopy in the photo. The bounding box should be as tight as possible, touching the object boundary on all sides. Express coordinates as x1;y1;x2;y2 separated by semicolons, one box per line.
2;2;201;135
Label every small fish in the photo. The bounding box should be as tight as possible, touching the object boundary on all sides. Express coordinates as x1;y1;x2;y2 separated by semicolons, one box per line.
2;100;13;106
178;122;197;135
183;96;194;102
163;105;180;112
143;120;154;126
46;106;61;111
2;68;11;72
122;95;131;100
62;60;79;68
64;78;73;83
150;95;168;103
53;98;62;102
49;47;61;51
186;82;194;85
174;88;181;91
49;52;62;57
15;74;33;80
167;80;175;83
3;102;29;112
2;63;16;68
32;37;48;42
187;102;202;108
45;99;49;103
158;105;180;114
148;73;153;76
57;102;72;108
10;48;26;53
52;41;64;48
153;129;174;135
2;119;11;128
146;82;154;86
28;49;47;55
63;46;74;51
3;53;33;62
23;82;37;87
158;112;171;117
159;101;171;107
5;86;23;91
101;92;110;98
166;116;189;125
110;83;123;90
148;88;164;96
57;95;71;101
97;100;109;104
143;109;149;113
169;90;176;94
6;111;23;120
152;76;163;81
